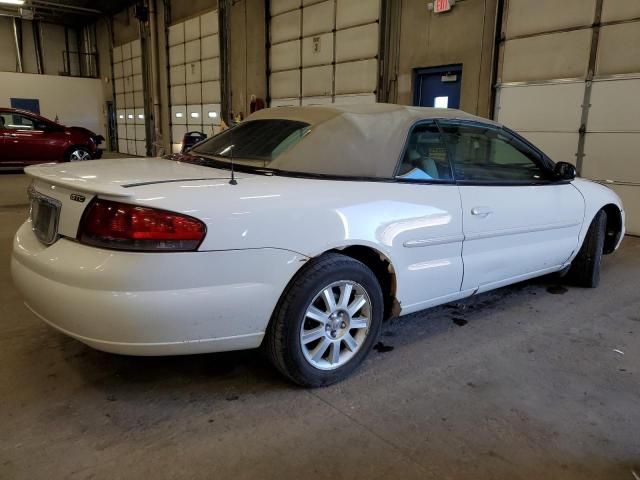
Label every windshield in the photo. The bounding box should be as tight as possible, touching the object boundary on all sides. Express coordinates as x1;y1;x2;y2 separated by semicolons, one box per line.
191;119;310;164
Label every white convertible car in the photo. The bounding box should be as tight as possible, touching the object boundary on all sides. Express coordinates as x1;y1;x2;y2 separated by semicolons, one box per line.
12;104;624;386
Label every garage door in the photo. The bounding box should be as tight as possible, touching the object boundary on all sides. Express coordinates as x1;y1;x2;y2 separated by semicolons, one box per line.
268;0;380;107
168;10;221;153
113;39;147;156
495;0;640;235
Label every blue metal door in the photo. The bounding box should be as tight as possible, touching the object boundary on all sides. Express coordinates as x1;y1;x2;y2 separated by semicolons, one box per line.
10;98;41;115
414;65;463;109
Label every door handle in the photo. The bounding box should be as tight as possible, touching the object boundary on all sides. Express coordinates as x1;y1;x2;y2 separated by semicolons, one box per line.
471;206;493;217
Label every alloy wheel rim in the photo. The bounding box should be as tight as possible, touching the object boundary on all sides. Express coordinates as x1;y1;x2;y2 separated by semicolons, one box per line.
300;280;371;370
70;150;90;161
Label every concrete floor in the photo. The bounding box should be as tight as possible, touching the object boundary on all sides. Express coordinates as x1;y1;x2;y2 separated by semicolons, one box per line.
1;172;638;480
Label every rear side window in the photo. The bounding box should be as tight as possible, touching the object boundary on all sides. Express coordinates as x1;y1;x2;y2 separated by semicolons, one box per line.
0;113;35;131
192;119;310;162
396;122;453;182
439;122;550;183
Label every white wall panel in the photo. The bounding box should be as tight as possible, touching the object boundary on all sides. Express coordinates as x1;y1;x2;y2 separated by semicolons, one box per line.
336;0;379;29
496;83;584;132
168;23;184;46
186;61;202;84
271;10;301;44
132;58;142;75
170;65;186;86
113;62;123;79
203;103;221;125
122;42;131;60
518;131;580;164
202;81;221;103
336;23;379;62
608;184;640;235
133;74;143;91
201;58;220;81
169;45;184;66
302;33;333;67
504;0;596;38
113;46;123;63
271;0;301;16
171;105;187;125
501;30;591;82
602;0;640;23
301;96;333;105
201;11;218;36
270;70;301;99
334;93;376;104
271;41;301;72
184;17;200;42
201;35;220;59
335;59;377;94
187;104;203;123
270;98;300;107
596;22;640;75
186;83;202;104
302;65;333;96
134;92;144;108
589;79;640;132
583;133;640;182
171;85;187;104
185;40;201;63
131;39;141;57
303;1;334;35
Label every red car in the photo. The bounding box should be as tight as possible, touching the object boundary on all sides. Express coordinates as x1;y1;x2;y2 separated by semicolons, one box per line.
0;108;103;170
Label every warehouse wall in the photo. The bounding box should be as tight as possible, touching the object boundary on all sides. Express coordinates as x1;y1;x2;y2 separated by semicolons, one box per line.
0;71;105;135
268;0;381;107
0;18;72;76
495;0;640;235
396;0;497;117
230;0;266;118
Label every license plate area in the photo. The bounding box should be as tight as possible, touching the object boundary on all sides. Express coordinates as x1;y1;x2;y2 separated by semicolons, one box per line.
29;187;62;245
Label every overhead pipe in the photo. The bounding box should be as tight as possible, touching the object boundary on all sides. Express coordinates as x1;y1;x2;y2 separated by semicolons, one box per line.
12;17;23;73
33;20;44;74
148;0;163;155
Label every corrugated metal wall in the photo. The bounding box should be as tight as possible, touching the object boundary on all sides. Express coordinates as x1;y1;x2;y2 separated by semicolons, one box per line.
268;0;380;107
168;10;222;153
114;39;147;156
495;0;640;234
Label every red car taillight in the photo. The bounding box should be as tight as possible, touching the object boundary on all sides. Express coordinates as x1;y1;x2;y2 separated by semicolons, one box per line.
78;199;206;251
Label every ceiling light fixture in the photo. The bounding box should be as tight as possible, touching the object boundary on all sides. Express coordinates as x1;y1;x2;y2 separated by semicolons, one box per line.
0;0;26;5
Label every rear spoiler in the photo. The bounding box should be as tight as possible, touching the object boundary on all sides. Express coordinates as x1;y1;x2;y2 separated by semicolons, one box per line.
24;164;134;198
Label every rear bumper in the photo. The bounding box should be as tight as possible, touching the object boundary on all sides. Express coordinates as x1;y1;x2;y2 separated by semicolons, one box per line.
11;222;307;355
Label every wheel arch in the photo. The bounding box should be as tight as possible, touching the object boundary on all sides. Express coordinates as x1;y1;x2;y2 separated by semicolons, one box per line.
328;245;399;320
601;203;623;254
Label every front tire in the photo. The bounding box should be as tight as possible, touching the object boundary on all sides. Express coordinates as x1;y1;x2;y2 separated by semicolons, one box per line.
265;253;383;387
66;147;92;162
567;210;607;288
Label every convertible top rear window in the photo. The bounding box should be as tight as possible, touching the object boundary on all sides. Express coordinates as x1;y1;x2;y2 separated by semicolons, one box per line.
191;119;310;163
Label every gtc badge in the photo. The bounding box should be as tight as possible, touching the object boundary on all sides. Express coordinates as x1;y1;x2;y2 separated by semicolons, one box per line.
70;193;86;203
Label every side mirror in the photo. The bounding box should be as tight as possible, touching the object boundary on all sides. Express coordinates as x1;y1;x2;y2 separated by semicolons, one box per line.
554;161;576;181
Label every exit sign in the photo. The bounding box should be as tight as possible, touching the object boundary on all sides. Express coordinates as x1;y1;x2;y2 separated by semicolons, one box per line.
433;0;453;13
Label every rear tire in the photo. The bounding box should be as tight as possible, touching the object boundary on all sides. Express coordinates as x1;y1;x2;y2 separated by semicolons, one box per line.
265;253;383;387
567;210;607;288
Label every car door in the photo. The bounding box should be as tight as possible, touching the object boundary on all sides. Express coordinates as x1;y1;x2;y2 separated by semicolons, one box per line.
439;120;584;293
391;121;466;313
3;113;57;164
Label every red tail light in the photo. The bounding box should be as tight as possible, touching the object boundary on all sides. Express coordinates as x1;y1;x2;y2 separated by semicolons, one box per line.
78;199;206;251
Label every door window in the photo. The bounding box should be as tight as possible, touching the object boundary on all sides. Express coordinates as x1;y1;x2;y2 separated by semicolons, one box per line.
440;122;550;183
1;113;36;131
396;122;453;182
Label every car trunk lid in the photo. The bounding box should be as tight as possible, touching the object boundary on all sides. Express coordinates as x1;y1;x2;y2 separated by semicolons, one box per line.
24;157;236;244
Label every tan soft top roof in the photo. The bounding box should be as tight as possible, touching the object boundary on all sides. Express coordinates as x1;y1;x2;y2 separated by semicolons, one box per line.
247;103;497;178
